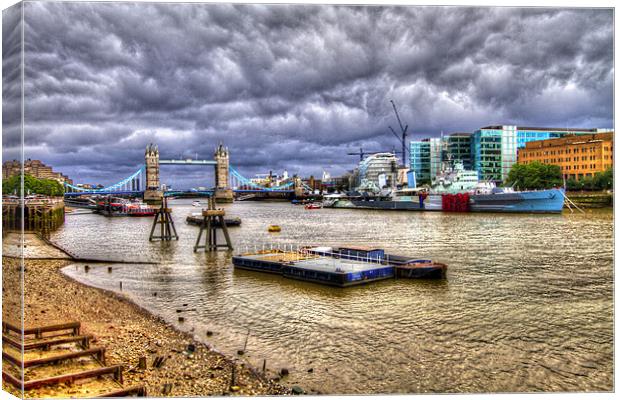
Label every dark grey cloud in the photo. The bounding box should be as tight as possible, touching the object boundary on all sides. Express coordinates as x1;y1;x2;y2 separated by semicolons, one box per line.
2;2;613;188
2;2;22;150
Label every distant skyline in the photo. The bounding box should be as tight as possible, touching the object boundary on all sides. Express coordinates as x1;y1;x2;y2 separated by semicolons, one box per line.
2;2;613;188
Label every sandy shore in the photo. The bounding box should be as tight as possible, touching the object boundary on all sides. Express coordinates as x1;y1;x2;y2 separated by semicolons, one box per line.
2;252;291;397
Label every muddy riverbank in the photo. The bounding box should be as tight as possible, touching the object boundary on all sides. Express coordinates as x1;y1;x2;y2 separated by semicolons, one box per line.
1;251;291;397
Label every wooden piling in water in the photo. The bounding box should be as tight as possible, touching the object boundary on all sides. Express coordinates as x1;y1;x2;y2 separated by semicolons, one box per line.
194;197;233;252
149;197;179;241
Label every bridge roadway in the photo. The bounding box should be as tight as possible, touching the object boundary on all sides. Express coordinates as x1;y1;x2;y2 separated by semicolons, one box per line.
158;159;217;165
64;189;294;197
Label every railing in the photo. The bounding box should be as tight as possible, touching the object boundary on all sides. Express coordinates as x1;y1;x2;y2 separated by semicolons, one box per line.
236;243;390;271
2;196;65;207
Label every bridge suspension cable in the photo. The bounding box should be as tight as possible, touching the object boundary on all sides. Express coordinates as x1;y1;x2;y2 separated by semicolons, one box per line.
64;166;145;193
229;166;294;191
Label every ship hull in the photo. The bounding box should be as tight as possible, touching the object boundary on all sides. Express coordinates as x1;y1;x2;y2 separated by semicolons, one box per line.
469;188;565;213
329;199;425;211
325;189;565;213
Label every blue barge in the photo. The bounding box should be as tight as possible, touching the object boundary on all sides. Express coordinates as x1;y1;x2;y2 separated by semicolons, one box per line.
232;245;447;287
232;250;394;287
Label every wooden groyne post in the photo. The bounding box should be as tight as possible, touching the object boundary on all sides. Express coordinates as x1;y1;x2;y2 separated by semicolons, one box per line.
193;197;233;252
149;197;179;241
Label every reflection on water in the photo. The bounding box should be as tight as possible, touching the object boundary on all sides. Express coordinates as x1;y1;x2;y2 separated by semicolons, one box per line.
58;200;613;393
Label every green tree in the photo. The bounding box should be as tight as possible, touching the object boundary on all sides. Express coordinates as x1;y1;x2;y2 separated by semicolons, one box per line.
566;168;613;191
566;177;583;191
592;168;613;190
2;174;65;196
505;162;563;190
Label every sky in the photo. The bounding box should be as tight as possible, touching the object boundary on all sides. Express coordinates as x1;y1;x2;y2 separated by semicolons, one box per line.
2;2;614;188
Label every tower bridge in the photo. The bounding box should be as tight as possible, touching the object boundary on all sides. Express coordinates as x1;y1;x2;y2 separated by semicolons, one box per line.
64;143;307;200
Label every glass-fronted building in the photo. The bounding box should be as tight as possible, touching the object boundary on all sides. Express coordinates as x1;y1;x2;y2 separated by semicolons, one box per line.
446;133;472;169
410;141;430;182
409;138;442;183
471;125;604;182
408;126;610;184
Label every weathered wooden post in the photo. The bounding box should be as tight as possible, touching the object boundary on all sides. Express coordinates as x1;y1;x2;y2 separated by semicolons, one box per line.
149;197;178;241
193;197;233;252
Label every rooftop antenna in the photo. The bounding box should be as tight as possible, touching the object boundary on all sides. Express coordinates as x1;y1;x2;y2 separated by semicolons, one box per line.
388;99;409;167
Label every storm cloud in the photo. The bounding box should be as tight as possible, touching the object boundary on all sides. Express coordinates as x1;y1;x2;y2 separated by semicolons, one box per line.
3;2;614;188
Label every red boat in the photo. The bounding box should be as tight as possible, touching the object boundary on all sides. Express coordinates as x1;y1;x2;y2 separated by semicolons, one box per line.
124;202;156;216
96;199;156;217
305;203;322;210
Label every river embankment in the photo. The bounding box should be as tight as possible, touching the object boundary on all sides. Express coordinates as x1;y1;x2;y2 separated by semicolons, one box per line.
1;233;290;397
565;191;613;208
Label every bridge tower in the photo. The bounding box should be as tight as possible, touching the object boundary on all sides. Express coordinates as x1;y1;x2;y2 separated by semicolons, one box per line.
214;143;233;203
144;143;163;203
294;175;304;197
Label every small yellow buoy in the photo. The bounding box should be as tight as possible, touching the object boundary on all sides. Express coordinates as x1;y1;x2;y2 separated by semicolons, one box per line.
268;225;281;232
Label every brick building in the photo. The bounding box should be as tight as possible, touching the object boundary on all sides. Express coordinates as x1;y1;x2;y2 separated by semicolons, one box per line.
517;132;613;180
2;159;73;185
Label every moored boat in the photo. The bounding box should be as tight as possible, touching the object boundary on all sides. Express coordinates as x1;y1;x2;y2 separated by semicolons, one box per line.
323;160;566;214
232;244;447;287
124;202;156;216
306;246;447;279
469;187;565;213
95;198;155;216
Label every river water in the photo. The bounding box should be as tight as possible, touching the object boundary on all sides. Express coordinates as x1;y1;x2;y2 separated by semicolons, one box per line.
58;200;613;394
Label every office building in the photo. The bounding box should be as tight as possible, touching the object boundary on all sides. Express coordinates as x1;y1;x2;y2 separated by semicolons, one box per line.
517;132;613;180
445;132;472;169
409;138;442;183
471;125;608;182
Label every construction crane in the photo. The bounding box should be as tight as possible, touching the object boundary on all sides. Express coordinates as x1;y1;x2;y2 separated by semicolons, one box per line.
347;147;396;162
347;147;371;161
388;99;409;166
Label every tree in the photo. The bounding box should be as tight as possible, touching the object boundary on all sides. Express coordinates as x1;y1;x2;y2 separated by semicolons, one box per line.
566;177;583;191
592;168;613;190
2;174;65;196
566;168;613;191
505;162;563;190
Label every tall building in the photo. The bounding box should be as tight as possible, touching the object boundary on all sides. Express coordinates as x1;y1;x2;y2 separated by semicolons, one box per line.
406;125;611;184
471;125;607;182
471;126;512;182
357;153;398;189
409;138;442;183
2;159;73;185
517;132;613;180
445;133;472;169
